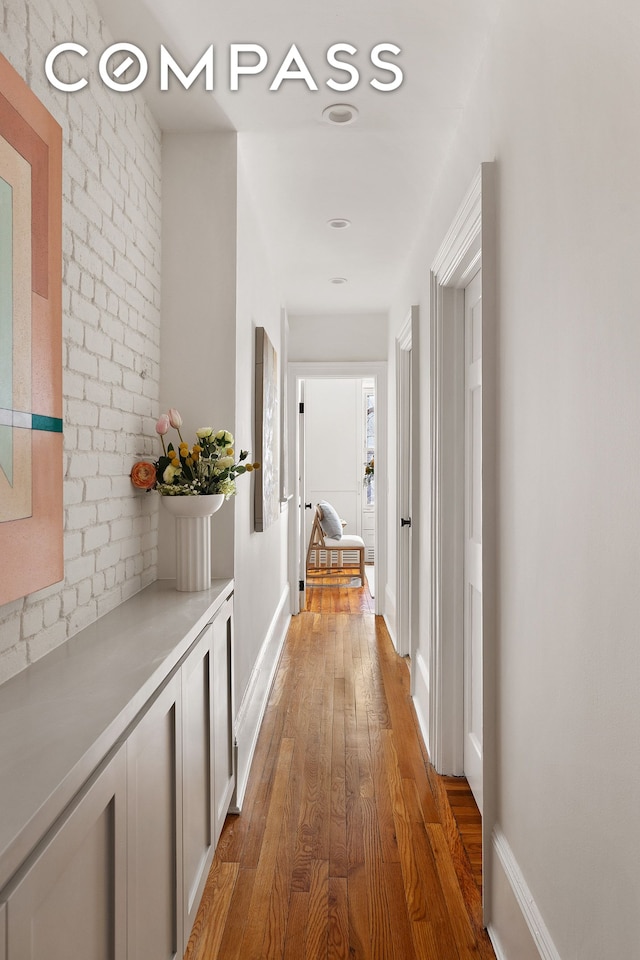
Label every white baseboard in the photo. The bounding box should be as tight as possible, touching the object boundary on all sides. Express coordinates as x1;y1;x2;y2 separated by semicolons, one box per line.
412;650;431;757
383;584;397;650
231;584;290;812
487;924;509;960
490;827;562;960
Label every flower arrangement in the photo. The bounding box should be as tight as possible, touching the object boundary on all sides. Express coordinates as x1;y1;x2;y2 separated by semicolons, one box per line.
131;408;259;499
363;457;374;485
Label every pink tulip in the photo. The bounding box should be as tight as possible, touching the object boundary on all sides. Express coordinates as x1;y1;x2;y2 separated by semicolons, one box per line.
168;407;184;442
155;414;170;435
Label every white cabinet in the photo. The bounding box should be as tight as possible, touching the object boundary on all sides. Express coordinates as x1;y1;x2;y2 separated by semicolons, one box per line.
4;747;127;960
0;584;235;960
127;673;183;960
182;594;235;940
211;596;234;846
127;601;235;958
182;625;214;939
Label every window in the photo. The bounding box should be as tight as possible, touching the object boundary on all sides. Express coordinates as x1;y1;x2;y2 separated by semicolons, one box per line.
363;382;375;507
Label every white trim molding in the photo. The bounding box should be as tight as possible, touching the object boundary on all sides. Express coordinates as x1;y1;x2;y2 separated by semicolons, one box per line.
490;828;563;960
412;650;431;758
427;161;497;923
429;168;483;775
395;306;420;665
383;582;397;651
231;584;290;811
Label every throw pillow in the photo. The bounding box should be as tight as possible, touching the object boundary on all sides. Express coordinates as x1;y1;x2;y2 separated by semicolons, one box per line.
317;500;342;539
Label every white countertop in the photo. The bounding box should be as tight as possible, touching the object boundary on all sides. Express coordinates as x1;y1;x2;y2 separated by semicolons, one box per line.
0;578;233;891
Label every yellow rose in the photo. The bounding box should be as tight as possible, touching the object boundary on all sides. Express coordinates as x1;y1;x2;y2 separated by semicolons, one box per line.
215;429;234;446
163;463;181;483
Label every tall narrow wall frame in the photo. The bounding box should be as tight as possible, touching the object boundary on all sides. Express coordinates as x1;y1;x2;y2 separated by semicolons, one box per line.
0;54;63;604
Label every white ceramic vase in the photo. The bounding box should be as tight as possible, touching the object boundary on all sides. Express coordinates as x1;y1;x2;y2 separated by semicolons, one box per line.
161;494;225;592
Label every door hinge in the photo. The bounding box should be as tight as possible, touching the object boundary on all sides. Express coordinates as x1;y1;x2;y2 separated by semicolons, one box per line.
401;517;412;528
299;579;305;591
299;402;304;413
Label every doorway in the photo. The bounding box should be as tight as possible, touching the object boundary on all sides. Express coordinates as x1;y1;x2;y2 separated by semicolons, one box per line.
463;268;483;812
303;377;374;567
287;362;387;618
395;307;419;666
428;163;496;918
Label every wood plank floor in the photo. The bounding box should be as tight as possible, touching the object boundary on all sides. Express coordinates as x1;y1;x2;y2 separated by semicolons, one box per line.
305;574;375;614
184;588;494;960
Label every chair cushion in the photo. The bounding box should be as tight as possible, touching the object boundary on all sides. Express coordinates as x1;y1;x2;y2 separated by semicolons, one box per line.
317;500;342;539
324;534;365;548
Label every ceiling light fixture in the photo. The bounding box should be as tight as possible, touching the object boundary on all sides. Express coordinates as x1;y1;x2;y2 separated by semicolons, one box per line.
329;277;348;285
327;218;351;229
322;103;359;126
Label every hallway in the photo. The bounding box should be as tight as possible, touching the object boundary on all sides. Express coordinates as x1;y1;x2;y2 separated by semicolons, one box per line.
184;596;496;960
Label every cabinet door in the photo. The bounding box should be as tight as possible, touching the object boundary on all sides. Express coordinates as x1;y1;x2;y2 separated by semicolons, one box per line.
127;673;182;960
212;597;235;845
5;747;127;960
181;624;215;941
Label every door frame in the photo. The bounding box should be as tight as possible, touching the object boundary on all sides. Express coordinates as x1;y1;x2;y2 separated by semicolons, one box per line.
428;163;496;918
395;307;420;664
287;361;388;617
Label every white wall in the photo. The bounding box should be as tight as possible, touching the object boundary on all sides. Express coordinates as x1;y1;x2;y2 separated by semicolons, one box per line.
289;312;388;361
389;1;640;957
159;132;238;580
233;142;290;800
0;0;161;683
159;133;290;803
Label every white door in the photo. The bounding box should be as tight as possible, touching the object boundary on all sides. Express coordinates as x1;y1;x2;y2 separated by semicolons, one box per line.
396;342;412;657
304;379;362;541
463;269;483;812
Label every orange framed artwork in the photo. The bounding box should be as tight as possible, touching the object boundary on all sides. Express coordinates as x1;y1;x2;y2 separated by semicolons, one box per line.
0;53;63;605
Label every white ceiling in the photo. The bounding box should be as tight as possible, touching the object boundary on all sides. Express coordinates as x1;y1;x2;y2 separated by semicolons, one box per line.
97;0;499;315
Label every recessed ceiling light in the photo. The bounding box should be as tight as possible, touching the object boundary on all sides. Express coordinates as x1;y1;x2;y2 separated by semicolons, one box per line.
327;218;351;229
322;103;359;126
329;277;348;285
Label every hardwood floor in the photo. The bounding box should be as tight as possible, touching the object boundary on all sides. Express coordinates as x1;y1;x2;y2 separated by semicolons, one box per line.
305;574;375;614
184;587;494;960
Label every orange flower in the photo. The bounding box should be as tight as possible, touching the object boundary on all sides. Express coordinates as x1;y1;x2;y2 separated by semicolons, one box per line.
130;461;156;490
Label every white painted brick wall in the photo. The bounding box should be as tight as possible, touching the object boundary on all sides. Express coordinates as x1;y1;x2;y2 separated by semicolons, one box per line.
0;0;162;683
